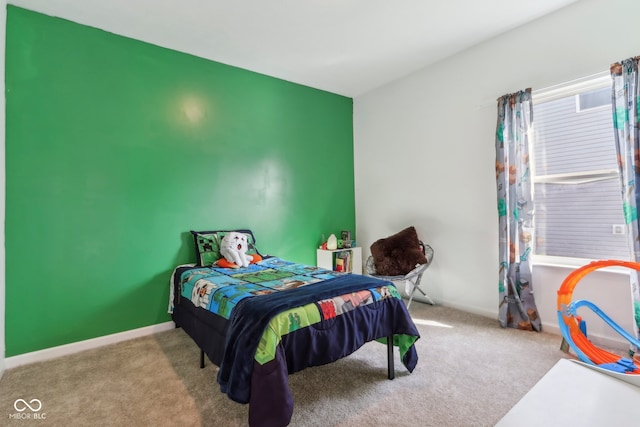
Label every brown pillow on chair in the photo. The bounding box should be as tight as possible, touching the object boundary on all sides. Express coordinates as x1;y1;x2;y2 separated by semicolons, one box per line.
370;226;427;276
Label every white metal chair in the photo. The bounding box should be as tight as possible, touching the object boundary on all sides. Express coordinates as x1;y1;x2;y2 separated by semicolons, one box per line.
366;242;434;308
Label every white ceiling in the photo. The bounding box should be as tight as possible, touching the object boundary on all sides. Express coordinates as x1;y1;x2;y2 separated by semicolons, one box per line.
8;0;579;97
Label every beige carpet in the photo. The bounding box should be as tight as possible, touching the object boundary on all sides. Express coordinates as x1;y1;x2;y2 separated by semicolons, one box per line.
0;304;567;426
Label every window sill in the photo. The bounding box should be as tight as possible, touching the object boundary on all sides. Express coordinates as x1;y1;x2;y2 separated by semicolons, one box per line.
532;255;632;276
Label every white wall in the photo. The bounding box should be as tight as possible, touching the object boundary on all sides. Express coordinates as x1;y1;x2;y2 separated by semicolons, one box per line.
1;0;7;378
354;0;640;348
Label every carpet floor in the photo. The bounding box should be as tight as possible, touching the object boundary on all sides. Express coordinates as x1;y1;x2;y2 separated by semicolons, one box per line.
0;303;568;426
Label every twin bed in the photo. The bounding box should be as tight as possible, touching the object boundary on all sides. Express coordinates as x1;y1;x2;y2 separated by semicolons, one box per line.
169;229;421;427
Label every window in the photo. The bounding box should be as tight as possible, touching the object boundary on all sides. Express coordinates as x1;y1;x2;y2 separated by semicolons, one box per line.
576;86;610;112
532;74;628;260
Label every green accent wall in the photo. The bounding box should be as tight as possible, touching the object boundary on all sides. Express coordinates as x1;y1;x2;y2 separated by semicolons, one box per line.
5;6;355;356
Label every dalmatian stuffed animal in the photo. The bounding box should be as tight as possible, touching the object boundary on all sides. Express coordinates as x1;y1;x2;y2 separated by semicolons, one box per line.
220;232;253;268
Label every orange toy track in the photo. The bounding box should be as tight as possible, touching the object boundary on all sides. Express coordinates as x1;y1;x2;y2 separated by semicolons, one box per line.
557;259;640;374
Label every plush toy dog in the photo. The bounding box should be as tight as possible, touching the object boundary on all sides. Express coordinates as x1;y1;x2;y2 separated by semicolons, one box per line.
220;232;254;268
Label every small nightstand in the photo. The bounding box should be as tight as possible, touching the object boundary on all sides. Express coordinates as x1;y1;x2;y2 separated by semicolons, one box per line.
316;247;362;274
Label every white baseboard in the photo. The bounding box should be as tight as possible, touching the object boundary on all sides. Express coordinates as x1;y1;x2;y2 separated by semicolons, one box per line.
433;301;629;351
541;320;628;351
433;299;499;320
4;321;176;369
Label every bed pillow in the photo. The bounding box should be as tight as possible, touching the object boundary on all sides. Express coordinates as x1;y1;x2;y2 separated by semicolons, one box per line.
370;226;427;276
191;229;261;266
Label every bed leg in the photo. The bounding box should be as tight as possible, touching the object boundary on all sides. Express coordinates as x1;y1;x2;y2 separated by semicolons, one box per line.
200;349;205;369
387;335;395;380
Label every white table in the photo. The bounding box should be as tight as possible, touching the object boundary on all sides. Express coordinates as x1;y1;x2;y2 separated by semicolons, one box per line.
496;358;640;426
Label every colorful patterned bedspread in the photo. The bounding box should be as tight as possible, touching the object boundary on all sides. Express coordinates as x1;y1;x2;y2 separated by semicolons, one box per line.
174;256;420;415
180;257;340;318
177;257;407;365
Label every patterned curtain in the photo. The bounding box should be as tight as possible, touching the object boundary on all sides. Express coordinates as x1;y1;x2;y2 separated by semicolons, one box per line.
610;57;640;354
495;89;541;331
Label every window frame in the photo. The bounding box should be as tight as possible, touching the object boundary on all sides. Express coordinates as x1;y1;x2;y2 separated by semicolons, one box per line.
531;72;627;267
